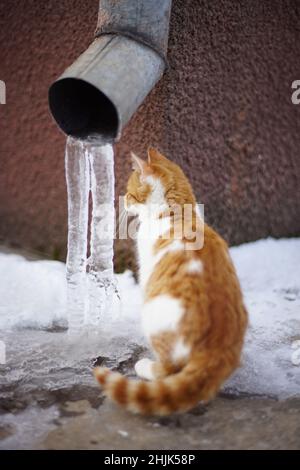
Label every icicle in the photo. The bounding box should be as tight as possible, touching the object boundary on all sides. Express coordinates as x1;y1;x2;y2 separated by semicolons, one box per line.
65;137;89;334
65;136;118;335
86;143;117;326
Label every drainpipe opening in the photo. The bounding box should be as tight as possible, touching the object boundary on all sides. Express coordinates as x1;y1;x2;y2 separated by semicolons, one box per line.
49;78;119;140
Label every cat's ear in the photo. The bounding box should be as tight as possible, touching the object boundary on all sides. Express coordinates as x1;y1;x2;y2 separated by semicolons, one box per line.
131;152;147;175
147;147;168;165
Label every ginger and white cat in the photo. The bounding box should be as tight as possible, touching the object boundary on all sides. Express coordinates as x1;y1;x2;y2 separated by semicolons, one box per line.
94;147;248;415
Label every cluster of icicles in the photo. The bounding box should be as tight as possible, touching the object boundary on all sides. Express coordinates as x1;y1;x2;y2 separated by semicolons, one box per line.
65;136;118;334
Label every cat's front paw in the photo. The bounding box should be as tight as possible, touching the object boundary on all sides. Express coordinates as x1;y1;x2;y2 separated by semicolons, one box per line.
134;358;155;380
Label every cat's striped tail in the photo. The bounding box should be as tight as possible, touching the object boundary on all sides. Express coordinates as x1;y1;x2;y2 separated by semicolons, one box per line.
93;352;237;415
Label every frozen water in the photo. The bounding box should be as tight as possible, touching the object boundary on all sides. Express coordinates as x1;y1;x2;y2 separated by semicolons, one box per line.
86;143;118;327
0;237;299;403
0;259;143;420
0;404;60;450
65;138;89;334
65;137;118;334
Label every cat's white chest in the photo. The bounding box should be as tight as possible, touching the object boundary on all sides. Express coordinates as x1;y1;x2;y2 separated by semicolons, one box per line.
136;215;170;290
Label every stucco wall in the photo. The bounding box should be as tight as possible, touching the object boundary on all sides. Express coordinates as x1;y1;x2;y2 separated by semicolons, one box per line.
0;0;300;267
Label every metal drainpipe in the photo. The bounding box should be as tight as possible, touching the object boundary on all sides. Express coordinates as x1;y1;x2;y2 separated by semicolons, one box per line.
48;0;172;141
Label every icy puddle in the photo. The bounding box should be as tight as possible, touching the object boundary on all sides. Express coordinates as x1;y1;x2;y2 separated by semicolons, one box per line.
0;238;300;447
0;266;143;401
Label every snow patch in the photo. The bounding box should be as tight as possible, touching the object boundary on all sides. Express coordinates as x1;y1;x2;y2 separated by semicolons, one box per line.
0;237;299;399
226;237;300;398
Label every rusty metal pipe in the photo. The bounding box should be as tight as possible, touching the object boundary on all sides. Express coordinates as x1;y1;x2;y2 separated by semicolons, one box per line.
48;0;172;141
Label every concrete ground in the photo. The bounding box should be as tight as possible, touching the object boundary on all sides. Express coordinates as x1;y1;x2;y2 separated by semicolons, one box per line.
38;392;300;451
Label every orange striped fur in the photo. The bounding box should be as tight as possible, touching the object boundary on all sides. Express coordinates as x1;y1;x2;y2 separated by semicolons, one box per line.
94;147;248;415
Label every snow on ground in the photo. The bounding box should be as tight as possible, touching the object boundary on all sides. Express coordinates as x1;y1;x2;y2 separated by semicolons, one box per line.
228;238;300;397
0;238;299;399
0;254;67;331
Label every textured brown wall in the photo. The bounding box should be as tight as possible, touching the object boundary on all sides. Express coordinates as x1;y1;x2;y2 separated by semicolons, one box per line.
1;0;300;267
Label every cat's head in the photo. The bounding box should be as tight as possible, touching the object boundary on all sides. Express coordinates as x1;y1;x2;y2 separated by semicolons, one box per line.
125;147;196;217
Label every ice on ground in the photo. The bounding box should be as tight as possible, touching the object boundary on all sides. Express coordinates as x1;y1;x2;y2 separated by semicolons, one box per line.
0;237;299;400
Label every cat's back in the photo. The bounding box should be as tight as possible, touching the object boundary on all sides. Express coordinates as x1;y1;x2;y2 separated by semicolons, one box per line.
199;223;237;280
198;223;248;341
198;223;247;312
